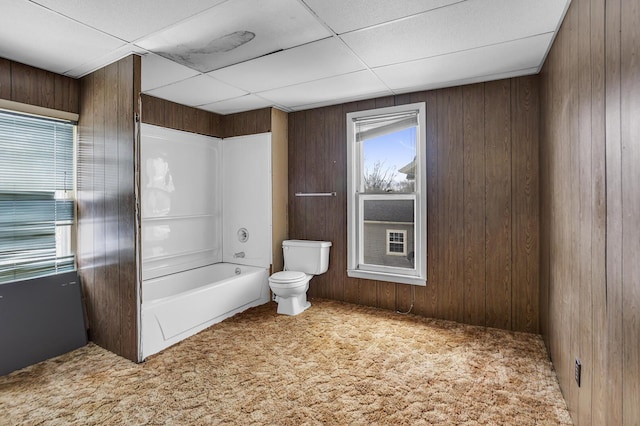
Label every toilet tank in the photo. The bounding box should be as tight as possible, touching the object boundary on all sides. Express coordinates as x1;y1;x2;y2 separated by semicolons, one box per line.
283;240;332;275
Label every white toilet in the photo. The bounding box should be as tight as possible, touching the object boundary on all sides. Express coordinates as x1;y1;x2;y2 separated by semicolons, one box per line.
269;240;331;315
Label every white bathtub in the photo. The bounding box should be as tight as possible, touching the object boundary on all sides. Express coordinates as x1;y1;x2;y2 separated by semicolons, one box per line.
141;263;270;359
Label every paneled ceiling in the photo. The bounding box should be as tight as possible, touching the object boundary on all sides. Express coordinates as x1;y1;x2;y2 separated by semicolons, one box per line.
0;0;570;114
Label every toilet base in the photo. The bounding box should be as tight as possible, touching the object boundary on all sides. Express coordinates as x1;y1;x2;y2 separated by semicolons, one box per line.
276;292;311;316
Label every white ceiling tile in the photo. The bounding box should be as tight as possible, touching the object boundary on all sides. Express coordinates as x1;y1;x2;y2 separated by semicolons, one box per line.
304;0;463;33
374;33;553;92
341;0;568;67
136;0;331;73
0;0;125;75
0;0;570;114
258;71;391;109
199;95;276;115
209;37;365;93
291;91;393;112
29;0;227;42
393;67;540;94
142;53;200;91
146;75;247;107
64;44;147;77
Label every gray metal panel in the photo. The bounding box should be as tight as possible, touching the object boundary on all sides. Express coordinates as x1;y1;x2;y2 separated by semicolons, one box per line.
0;271;87;376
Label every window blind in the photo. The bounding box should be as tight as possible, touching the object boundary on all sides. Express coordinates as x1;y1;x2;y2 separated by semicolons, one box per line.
0;110;75;284
355;111;418;142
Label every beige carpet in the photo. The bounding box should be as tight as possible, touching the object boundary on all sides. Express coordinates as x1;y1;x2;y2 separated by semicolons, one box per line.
0;299;571;425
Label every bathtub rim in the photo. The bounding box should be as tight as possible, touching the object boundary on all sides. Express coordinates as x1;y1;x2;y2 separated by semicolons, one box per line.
142;262;268;305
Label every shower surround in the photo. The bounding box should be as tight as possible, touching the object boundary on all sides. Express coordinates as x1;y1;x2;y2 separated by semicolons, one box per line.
140;124;272;359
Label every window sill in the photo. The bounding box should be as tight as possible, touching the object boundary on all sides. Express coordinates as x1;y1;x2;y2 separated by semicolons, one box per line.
347;269;426;286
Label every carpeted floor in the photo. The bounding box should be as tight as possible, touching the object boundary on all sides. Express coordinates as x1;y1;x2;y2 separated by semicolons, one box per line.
0;299;571;425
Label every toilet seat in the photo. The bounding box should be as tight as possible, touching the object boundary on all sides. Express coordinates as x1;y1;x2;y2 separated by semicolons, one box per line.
269;270;307;285
268;270;311;316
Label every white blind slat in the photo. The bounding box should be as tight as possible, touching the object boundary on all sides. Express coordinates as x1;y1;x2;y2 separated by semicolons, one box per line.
0;110;76;284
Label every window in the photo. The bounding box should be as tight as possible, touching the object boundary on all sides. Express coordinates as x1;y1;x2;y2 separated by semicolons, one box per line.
0;110;76;284
347;103;426;286
386;230;407;256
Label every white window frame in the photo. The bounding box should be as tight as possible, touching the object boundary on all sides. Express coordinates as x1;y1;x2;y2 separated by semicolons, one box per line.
347;102;427;286
386;229;407;256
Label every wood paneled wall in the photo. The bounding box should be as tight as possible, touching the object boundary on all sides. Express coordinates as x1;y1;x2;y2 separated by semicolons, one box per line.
539;0;640;423
288;76;539;333
0;57;79;113
141;94;222;137
139;96;272;139
222;107;272;138
77;55;141;362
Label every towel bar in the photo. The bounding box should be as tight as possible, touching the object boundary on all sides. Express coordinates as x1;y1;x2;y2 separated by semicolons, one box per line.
294;192;336;197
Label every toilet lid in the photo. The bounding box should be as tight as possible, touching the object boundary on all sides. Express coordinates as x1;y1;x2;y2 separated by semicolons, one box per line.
270;271;306;283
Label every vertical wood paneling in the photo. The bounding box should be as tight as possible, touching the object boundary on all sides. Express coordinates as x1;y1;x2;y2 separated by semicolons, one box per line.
140;94;222;137
10;62;54;109
164;100;182;131
436;87;464;323
304;108;328;298
290;111;307;241
540;0;640;422
193;109;214;136
304;108;327;242
566;6;581;415
553;5;576;403
77;55;140;362
0;58;78;113
620;0;640;421
289;80;538;332
211;113;221;136
140;94;164;127
377;281;396;311
538;64;550;348
223;108;272;138
256;108;271;134
54;74;78;113
358;279;377;308
118;56;140;362
576;2;593;422
484;80;512;330
589;0;607;422
77;72;95;335
179;104;192;132
325;104;345;301
375;96;394;109
462;84;486;327
103;62;121;353
511;76;539;333
90;66;108;348
604;0;623;422
235;110;254;135
416;90;438;318
0;58;10;99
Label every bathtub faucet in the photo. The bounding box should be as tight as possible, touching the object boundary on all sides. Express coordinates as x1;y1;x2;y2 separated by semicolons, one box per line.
234;251;245;258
